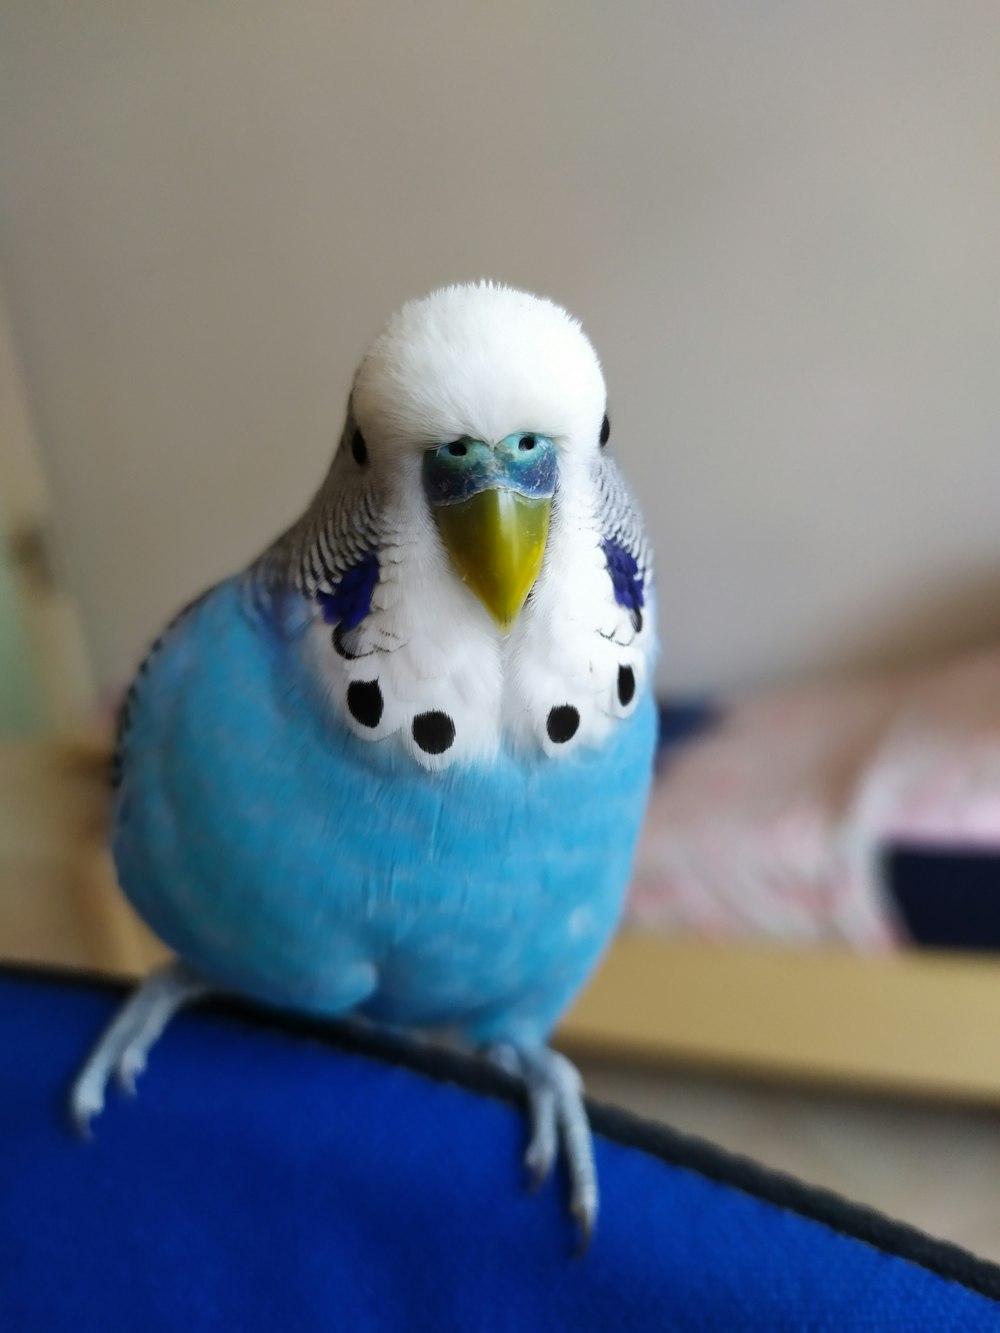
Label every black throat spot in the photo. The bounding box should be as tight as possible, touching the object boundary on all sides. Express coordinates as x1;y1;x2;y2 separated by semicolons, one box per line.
347;679;384;728
412;711;456;755
546;705;580;744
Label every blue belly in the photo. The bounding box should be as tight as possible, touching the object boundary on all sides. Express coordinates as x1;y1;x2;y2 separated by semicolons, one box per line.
113;578;656;1044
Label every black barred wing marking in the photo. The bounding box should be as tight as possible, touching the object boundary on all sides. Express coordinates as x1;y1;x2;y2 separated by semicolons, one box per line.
256;415;385;605
110;586;215;790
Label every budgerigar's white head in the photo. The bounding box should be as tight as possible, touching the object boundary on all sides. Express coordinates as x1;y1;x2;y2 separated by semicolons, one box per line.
273;281;654;772
352;283;607;464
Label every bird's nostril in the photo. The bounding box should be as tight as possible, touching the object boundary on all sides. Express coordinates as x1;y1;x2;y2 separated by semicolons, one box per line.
519;435;536;451
447;441;468;457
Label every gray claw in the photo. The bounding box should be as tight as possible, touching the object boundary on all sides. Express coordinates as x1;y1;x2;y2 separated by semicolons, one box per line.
570;1178;598;1255
115;1047;147;1096
573;1205;595;1257
69;1073;105;1138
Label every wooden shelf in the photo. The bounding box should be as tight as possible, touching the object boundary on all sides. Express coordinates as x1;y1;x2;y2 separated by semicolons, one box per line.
562;930;1000;1103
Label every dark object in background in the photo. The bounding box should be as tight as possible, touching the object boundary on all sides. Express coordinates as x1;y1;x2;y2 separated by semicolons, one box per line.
656;699;719;768
885;846;1000;953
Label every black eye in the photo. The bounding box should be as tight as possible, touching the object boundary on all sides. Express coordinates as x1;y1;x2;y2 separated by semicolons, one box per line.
351;429;368;465
600;415;610;447
446;441;467;457
518;434;536;451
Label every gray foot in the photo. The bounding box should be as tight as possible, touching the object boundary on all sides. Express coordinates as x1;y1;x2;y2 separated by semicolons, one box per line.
70;960;214;1134
493;1045;598;1250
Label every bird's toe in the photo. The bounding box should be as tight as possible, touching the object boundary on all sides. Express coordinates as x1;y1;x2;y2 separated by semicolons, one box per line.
69;1072;107;1138
115;1044;147;1095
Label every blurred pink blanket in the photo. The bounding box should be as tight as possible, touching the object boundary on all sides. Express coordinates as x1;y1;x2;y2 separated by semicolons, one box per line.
626;650;1000;948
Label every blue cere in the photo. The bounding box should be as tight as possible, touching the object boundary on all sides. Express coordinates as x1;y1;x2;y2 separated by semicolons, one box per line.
422;435;557;506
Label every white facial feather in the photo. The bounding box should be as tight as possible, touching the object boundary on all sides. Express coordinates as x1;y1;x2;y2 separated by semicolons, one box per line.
299;281;655;771
352;282;606;460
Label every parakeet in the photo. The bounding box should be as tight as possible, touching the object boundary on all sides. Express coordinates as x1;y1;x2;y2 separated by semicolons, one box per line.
72;282;657;1246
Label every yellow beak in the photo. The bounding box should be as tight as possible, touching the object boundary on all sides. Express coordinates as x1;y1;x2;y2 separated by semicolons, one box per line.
433;488;552;631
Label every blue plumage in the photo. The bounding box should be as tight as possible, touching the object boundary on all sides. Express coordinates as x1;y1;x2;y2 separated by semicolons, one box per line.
114;577;656;1043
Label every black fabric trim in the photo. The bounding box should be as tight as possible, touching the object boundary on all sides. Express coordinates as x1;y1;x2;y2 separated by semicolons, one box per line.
10;961;1000;1303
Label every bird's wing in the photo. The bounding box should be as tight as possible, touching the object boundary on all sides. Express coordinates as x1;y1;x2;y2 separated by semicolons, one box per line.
110;586;217;790
596;451;653;634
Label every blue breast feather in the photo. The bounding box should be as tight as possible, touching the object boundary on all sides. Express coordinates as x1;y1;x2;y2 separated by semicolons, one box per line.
113;577;657;1045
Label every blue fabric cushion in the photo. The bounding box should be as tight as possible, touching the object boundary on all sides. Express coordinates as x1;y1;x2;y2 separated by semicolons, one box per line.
2;968;999;1331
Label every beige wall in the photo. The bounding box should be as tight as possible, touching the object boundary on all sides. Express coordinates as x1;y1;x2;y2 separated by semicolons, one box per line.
2;2;999;696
